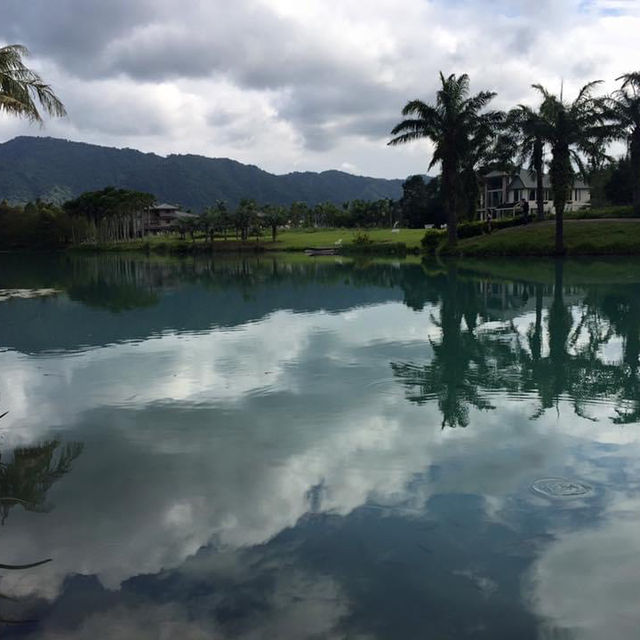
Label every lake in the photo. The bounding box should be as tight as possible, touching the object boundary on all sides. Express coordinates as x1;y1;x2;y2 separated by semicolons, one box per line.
1;252;640;639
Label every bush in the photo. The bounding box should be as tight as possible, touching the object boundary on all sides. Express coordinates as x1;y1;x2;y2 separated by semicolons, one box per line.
421;228;445;252
352;231;373;246
421;215;529;253
566;205;635;219
492;215;527;231
457;220;486;238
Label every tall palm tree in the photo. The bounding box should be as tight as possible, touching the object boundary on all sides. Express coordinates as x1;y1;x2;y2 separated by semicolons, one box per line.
606;72;640;216
389;73;498;246
508;105;547;221
0;44;66;122
534;81;607;254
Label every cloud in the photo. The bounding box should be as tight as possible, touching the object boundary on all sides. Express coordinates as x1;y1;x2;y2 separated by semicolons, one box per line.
0;2;639;186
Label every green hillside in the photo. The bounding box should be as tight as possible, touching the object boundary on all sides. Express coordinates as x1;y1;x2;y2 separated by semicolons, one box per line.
0;136;405;211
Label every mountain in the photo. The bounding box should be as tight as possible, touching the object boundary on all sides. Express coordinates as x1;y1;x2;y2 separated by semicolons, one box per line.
0;136;406;211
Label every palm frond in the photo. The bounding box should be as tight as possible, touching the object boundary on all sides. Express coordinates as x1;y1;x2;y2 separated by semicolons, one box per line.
0;44;66;123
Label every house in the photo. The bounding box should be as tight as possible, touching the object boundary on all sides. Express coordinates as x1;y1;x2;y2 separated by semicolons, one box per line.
145;203;199;233
478;170;590;220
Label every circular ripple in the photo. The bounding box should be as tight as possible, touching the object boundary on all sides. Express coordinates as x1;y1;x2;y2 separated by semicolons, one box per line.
530;477;594;500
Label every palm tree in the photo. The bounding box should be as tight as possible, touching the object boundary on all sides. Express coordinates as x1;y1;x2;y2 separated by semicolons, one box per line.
606;72;640;216
389;73;498;246
533;81;608;254
459;112;506;221
0;45;66;122
508;105;548;221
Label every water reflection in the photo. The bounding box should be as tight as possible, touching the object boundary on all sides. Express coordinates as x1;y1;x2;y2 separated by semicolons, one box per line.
0;440;83;525
0;253;640;638
393;260;640;427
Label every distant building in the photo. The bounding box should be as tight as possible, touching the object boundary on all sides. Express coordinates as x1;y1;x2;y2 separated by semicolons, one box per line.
145;203;198;232
479;170;590;220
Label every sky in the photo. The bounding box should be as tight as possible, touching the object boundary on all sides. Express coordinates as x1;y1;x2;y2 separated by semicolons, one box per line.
0;0;639;179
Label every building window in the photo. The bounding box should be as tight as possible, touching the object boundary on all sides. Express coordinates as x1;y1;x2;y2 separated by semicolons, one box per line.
529;189;536;201
574;189;580;202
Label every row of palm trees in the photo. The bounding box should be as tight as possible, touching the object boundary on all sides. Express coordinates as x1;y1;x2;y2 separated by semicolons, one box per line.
389;72;640;253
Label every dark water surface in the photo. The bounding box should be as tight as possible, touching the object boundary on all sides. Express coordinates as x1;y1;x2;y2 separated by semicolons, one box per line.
1;253;640;639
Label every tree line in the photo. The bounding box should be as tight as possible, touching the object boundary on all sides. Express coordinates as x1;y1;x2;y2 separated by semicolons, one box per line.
389;71;640;253
2;44;639;252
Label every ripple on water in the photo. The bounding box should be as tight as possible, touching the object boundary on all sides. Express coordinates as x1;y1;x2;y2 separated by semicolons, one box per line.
530;477;594;500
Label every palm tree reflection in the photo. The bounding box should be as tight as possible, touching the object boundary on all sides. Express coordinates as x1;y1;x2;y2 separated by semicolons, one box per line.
0;440;83;525
392;261;640;428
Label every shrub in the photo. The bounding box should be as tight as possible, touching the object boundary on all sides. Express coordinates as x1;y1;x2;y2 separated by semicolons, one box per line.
352;231;373;246
566;205;635;219
422;228;445;252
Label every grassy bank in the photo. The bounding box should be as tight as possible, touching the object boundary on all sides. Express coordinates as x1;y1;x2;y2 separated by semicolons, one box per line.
452;220;640;256
71;228;426;254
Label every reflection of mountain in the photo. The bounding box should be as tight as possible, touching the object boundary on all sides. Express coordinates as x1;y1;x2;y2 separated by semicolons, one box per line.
0;254;438;354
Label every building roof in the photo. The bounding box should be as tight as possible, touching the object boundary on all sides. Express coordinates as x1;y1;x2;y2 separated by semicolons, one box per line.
151;203;179;211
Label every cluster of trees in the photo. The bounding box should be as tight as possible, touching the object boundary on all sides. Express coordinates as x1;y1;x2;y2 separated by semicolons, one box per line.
64;187;155;243
0;198;84;248
168;197;403;245
390;71;640;252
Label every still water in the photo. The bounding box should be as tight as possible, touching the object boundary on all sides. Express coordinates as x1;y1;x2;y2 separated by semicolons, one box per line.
1;253;640;638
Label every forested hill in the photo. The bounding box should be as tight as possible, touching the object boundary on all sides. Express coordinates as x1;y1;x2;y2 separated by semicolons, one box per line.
0;136;404;210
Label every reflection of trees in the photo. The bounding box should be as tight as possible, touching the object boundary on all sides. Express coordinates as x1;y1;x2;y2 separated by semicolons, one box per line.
392;264;503;428
0;415;83;624
0;440;83;525
393;260;640;428
65;255;160;312
583;283;640;424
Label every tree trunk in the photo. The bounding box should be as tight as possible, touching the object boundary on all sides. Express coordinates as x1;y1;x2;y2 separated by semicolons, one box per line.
443;159;457;247
555;205;564;255
534;139;545;221
550;138;570;256
631;132;640;217
271;225;277;242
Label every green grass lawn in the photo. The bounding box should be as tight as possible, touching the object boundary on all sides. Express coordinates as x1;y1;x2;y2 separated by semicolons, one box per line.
455;220;640;256
79;228;426;253
270;228;425;250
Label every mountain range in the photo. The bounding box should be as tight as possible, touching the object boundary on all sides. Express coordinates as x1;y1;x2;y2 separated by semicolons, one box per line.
0;136;407;211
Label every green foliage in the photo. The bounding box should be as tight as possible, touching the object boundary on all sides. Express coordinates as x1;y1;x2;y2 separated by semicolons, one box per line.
564;205;634;219
400;175;444;228
421;229;446;253
64;186;155;243
603;157;635;205
390;72;503;245
605;73;640;215
352;231;373;246
0;199;88;248
0;44;66;123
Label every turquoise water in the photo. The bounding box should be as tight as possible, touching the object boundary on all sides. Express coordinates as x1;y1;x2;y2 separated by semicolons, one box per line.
1;253;640;638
